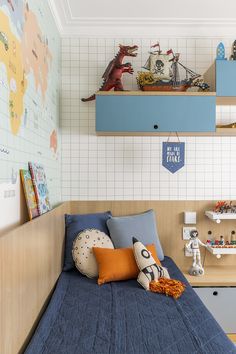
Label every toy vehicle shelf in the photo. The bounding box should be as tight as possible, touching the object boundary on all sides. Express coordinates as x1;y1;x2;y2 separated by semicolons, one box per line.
96;91;216;134
205;210;236;223
206;245;236;256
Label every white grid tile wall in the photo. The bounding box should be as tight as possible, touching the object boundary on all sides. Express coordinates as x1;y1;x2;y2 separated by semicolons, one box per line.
61;37;236;201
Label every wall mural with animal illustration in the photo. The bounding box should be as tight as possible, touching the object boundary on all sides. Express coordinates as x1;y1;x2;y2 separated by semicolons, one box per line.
0;0;61;233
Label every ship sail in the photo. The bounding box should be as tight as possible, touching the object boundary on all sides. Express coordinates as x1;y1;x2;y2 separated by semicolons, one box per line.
143;56;151;71
177;62;200;80
143;52;172;81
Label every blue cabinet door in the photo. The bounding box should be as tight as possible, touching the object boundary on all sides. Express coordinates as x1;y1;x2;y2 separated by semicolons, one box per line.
96;94;216;133
216;60;236;96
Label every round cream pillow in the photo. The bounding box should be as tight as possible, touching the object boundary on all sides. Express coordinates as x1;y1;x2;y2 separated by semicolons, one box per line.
72;228;114;278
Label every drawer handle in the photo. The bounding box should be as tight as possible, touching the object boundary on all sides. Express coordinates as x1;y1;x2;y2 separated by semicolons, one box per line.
154;124;158;130
213;291;218;296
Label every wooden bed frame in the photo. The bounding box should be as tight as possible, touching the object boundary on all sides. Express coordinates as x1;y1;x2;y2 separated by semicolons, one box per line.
1;200;236;354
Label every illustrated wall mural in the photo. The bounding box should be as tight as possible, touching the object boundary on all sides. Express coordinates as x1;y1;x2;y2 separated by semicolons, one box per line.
0;0;61;232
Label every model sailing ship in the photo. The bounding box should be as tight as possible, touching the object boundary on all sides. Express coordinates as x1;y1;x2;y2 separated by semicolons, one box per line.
137;43;204;91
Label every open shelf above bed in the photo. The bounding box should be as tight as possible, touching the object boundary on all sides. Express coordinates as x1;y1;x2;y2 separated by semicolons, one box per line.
206;245;236;256
205;210;236;223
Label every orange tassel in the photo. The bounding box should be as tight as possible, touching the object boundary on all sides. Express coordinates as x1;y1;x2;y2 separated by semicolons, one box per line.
150;277;186;299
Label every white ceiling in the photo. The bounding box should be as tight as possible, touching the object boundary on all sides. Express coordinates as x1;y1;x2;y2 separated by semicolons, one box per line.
62;0;236;19
48;0;236;37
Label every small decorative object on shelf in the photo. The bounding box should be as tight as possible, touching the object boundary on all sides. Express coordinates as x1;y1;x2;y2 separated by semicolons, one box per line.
217;122;236;129
186;230;206;276
231;230;236;244
230;40;236;60
81;44;138;102
214;200;236;214
191;78;210;92
216;42;227;60
136;42;208;92
219;235;225;245
209;243;236;248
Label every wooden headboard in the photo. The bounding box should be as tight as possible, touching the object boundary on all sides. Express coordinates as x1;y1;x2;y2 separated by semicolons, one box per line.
70;200;236;268
1;200;236;354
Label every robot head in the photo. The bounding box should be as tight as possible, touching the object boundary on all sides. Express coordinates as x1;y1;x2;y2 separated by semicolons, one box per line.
190;230;199;239
132;237;155;270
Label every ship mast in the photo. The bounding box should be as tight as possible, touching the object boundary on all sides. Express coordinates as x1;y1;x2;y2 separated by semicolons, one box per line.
172;53;180;86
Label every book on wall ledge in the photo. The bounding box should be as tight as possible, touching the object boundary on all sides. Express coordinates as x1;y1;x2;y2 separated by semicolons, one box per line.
20;169;39;220
28;162;51;215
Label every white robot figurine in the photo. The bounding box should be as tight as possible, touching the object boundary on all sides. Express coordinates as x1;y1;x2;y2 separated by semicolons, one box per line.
186;230;206;276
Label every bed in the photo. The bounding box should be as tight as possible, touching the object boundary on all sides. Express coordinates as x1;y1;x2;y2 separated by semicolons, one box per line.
25;256;236;354
2;201;236;354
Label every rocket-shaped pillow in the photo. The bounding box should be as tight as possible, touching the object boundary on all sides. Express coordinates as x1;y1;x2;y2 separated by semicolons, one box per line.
133;237;170;290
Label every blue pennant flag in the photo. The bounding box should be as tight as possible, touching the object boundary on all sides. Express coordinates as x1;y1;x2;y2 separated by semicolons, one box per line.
162;142;185;174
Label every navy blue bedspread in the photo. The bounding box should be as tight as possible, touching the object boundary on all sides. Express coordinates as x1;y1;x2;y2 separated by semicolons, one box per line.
25;257;236;354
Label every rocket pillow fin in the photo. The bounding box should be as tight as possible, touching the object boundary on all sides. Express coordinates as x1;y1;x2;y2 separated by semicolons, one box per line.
132;237;169;290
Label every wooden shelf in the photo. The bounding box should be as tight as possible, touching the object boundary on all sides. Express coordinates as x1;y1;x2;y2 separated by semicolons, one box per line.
97;128;236;137
216;97;236;105
96;91;216;96
215;128;236;135
183;266;236;287
207;245;236;256
205;210;236;222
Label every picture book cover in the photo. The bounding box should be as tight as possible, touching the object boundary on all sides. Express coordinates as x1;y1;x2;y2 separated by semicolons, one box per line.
28;162;51;215
20;169;39;220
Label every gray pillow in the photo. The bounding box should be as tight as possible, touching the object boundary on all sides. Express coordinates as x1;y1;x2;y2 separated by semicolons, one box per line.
106;210;164;261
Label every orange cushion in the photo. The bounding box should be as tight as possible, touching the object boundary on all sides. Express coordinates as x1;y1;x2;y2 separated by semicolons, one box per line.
93;244;161;285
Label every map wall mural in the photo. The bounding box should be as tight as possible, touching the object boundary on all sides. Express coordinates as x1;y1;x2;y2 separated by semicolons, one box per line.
0;0;61;230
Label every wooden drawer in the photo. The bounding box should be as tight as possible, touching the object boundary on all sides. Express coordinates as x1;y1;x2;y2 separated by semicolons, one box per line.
216;60;236;97
96;93;216;133
194;287;236;333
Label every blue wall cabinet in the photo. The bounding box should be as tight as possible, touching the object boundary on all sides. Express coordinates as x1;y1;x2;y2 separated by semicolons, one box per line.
216;60;236;96
96;92;216;134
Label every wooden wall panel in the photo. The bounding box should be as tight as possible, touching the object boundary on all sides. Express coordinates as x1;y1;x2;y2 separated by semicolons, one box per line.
71;200;236;269
0;202;70;354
